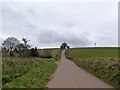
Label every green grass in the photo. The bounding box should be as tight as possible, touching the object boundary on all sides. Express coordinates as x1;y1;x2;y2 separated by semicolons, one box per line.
66;47;119;88
66;48;118;58
2;58;57;88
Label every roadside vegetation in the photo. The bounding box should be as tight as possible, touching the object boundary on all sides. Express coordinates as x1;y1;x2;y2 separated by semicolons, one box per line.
3;58;56;88
66;47;119;88
2;37;60;88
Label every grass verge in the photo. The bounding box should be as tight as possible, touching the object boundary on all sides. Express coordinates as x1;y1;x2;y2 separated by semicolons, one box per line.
2;58;57;88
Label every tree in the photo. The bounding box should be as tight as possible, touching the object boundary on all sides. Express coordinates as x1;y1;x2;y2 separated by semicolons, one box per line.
15;43;25;52
67;46;70;49
15;43;25;56
2;37;20;52
60;43;68;50
60;46;62;49
2;47;7;51
22;38;30;49
20;38;30;57
2;37;20;57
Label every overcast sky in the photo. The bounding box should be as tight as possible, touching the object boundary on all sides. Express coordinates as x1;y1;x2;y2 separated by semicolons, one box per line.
0;0;118;48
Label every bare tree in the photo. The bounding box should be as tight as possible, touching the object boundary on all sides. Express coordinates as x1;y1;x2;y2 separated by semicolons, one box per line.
2;37;20;51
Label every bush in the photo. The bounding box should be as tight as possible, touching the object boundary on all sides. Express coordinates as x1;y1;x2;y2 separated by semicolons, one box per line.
29;47;39;57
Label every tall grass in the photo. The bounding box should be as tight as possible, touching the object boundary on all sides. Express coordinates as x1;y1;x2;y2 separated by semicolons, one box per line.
2;58;57;88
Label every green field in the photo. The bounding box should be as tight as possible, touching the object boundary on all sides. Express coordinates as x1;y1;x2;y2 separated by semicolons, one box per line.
66;47;119;88
66;48;118;58
38;48;60;58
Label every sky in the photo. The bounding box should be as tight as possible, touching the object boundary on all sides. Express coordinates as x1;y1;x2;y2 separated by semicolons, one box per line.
0;0;118;48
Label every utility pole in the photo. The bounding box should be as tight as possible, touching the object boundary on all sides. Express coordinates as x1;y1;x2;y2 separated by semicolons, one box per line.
94;43;96;47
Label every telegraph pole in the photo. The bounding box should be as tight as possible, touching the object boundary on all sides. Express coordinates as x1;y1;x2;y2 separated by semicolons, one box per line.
94;43;96;47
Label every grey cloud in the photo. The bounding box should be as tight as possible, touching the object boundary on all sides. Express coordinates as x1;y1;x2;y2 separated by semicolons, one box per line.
38;29;91;47
2;3;38;37
1;2;118;48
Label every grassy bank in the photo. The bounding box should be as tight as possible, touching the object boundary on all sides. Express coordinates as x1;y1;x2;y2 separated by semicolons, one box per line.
66;48;119;88
2;58;57;88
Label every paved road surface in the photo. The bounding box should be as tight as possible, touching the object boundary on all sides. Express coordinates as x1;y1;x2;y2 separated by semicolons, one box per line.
46;50;113;88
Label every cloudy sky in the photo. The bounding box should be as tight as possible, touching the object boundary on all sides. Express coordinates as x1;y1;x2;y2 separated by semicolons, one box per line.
0;0;118;48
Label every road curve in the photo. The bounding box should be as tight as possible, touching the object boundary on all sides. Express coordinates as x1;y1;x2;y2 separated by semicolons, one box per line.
46;50;113;88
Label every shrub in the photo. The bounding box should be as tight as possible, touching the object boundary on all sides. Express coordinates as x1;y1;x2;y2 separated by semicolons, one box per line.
29;47;39;57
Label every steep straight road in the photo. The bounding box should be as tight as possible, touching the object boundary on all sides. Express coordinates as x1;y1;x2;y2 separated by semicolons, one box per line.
46;50;113;88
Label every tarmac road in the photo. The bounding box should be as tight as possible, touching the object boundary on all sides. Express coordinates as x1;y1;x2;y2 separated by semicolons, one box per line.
46;50;113;88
